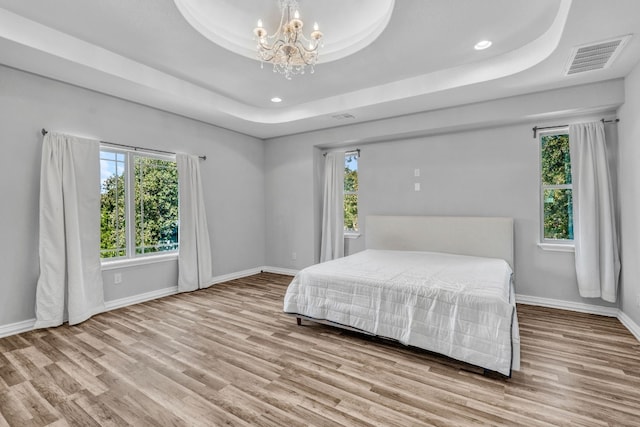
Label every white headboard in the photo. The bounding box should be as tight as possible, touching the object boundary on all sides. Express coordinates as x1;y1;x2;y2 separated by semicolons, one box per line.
365;216;515;269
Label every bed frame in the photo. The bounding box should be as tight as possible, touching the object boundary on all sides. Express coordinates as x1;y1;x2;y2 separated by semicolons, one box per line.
293;215;517;376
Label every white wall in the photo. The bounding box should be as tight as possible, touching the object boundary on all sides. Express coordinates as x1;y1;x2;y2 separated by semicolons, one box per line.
265;80;625;308
0;65;266;327
618;61;640;326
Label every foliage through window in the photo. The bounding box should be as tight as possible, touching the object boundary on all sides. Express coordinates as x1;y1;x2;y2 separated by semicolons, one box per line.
100;149;179;259
344;152;358;232
540;133;573;241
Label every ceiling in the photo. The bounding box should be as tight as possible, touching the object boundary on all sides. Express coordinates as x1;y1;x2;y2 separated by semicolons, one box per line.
0;0;639;139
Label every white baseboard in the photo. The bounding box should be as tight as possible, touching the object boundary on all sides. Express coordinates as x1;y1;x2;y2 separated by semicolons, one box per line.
4;270;638;343
104;286;179;311
208;267;263;285
106;267;266;309
618;311;640;342
0;318;36;339
261;266;298;276
516;294;619;317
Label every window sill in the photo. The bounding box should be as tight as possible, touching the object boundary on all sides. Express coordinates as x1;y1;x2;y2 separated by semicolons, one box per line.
101;252;179;270
537;243;575;253
344;232;361;240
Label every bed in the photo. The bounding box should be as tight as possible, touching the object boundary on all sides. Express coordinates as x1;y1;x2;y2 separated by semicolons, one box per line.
283;215;520;377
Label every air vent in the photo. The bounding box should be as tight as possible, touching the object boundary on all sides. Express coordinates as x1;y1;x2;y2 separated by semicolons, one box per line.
331;113;356;120
565;35;631;76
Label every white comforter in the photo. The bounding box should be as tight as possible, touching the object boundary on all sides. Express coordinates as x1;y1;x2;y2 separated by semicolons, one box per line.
283;249;520;376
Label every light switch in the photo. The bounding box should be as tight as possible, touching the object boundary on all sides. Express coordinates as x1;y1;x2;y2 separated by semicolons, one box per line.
414;168;421;177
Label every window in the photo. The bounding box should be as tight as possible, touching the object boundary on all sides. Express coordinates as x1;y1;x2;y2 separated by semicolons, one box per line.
100;149;179;260
344;152;358;233
540;132;573;242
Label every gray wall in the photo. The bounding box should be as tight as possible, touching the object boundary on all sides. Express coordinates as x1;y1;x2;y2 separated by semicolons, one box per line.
351;125;618;305
618;60;640;325
1;63;633;328
264;80;625;308
0;65;265;327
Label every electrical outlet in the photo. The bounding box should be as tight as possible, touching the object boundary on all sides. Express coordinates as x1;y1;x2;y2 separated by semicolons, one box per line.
114;273;122;284
636;293;640;308
414;168;420;177
414;182;421;191
291;252;297;261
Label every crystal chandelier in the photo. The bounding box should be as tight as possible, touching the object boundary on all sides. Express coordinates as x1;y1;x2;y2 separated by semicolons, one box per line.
253;0;324;80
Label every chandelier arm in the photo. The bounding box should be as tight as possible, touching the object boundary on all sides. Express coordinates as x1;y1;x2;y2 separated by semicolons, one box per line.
261;52;277;62
297;51;317;65
271;38;287;51
260;37;287;54
294;40;319;54
297;34;320;52
257;39;274;50
291;44;313;62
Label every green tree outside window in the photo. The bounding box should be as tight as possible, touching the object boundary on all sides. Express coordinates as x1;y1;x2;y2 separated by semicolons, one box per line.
344;154;358;232
101;151;179;258
540;133;573;240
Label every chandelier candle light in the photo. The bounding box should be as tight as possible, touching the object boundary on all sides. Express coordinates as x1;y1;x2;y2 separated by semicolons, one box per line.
253;0;324;79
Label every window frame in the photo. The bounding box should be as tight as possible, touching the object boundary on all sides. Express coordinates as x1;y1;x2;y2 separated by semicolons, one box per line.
100;146;179;266
538;129;574;248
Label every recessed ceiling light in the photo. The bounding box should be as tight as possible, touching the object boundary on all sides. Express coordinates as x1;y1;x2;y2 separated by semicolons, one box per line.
474;40;492;50
271;97;282;103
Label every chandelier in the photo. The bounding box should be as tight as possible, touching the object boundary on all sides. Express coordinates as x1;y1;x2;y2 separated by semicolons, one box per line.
253;0;324;79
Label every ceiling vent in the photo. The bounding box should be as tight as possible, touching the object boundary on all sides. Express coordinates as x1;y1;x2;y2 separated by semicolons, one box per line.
565;35;631;76
331;113;356;120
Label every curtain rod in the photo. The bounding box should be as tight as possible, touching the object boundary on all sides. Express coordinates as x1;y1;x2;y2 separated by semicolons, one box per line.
41;128;206;160
323;149;360;157
532;118;619;139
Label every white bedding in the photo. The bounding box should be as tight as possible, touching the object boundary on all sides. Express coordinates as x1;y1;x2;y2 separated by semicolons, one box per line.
283;249;520;376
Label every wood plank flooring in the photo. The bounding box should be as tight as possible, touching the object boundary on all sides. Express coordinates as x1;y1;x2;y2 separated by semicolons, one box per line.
1;272;639;426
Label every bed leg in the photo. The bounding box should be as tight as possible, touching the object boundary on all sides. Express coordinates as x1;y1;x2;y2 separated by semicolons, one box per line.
296;317;302;326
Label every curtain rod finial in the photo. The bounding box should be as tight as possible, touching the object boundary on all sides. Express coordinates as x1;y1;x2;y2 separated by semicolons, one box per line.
41;128;48;136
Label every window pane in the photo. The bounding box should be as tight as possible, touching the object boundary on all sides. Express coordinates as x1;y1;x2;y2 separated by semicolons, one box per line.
100;151;126;258
344;194;358;232
344;155;358;192
543;189;574;240
344;153;358;232
134;156;179;255
541;134;572;185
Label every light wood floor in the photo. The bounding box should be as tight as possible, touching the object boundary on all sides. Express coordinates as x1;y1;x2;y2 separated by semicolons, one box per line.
1;273;639;426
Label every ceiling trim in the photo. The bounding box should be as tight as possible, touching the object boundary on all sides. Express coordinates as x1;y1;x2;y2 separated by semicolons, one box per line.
0;0;571;132
173;0;396;63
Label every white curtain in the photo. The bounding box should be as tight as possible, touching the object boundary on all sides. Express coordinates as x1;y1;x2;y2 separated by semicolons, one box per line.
35;132;105;328
320;151;345;262
177;153;213;292
569;122;620;302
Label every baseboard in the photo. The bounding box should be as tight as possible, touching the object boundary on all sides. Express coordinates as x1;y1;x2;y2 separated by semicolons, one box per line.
260;266;298;276
6;269;634;343
106;267;265;309
0;318;36;339
618;311;640;342
516;294;619;317
104;286;179;311
208;267;263;285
